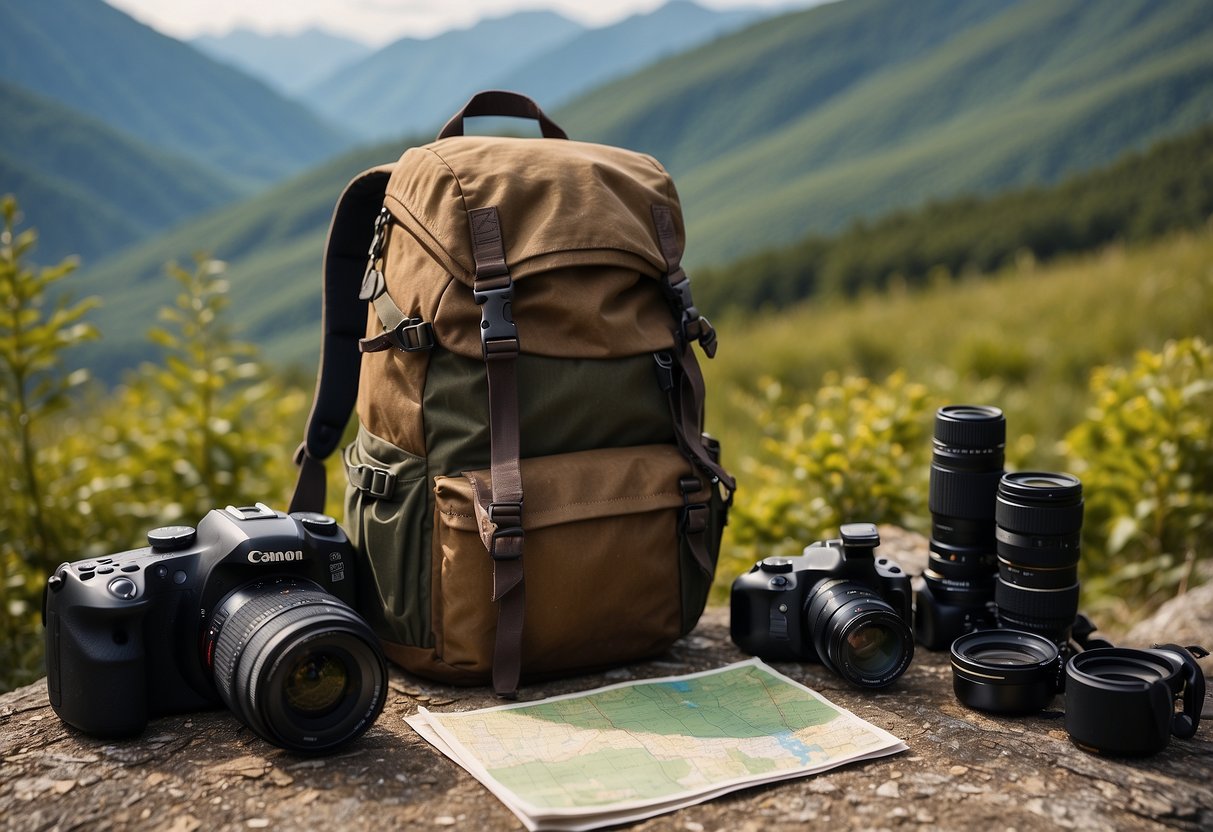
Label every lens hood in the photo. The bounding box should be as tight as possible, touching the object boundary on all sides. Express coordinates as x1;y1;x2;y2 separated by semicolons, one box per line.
1065;645;1206;756
951;629;1061;714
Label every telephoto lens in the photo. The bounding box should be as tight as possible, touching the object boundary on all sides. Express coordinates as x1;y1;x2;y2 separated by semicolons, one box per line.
994;472;1083;642
916;405;1005;648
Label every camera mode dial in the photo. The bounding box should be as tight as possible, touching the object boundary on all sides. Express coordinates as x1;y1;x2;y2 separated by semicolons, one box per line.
148;525;197;551
759;558;794;574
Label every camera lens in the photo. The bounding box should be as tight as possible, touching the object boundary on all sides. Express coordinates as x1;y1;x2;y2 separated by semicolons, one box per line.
1065;646;1205;756
806;579;913;688
950;629;1061;714
994;472;1083;641
924;406;1005;606
207;578;387;753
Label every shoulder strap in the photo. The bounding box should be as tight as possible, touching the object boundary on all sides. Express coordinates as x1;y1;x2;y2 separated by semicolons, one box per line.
289;166;394;514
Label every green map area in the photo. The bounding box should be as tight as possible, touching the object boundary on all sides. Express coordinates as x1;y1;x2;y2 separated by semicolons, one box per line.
422;661;898;812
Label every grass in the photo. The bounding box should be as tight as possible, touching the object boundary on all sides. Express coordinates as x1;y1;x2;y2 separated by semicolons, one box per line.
702;228;1213;476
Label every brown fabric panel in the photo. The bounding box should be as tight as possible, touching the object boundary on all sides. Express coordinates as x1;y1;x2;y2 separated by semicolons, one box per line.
427;445;696;676
385;138;684;283
356;223;458;456
433;268;677;360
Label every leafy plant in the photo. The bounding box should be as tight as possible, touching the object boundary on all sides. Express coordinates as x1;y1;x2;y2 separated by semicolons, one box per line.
0;196;98;691
719;371;935;588
1064;338;1213;624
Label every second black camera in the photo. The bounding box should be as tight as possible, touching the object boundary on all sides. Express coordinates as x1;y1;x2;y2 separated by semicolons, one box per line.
731;523;914;688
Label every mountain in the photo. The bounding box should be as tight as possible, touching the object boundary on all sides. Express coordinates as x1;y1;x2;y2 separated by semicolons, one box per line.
494;1;765;109
69;138;407;379
192;28;373;97
66;0;1213;378
0;0;352;184
556;0;1213;264
306;11;584;140
694;124;1213;312
0;81;243;265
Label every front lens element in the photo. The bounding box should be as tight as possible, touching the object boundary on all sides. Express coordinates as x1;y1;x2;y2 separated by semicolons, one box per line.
283;650;351;718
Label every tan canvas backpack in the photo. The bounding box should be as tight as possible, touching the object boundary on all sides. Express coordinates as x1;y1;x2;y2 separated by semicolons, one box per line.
289;91;734;696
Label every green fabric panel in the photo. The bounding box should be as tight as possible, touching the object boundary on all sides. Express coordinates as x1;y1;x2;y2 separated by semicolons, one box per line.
343;425;433;647
422;351;676;479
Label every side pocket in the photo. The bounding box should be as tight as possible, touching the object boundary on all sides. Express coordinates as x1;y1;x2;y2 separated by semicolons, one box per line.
431;444;694;678
343;425;431;648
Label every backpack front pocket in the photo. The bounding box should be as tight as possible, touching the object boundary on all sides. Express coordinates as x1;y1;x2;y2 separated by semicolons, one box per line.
431;443;709;677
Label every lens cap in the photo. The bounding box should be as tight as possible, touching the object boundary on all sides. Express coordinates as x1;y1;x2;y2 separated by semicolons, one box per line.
950;629;1061;714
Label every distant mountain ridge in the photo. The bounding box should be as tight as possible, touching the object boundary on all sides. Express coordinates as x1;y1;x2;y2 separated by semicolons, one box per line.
0;0;352;184
492;1;765;109
307;11;585;140
192;28;373;96
0;81;243;265
63;0;1213;379
557;0;1213;263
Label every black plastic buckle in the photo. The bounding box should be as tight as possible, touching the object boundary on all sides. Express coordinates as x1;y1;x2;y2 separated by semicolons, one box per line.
350;464;395;500
474;281;518;357
488;501;524;560
680;503;709;535
387;318;434;352
653;352;675;393
684;314;717;358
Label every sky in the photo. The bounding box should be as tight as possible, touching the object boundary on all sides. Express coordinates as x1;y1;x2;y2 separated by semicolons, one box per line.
104;0;816;46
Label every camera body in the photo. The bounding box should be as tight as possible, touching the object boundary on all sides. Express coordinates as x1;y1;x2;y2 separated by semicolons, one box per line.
915;583;996;650
44;504;364;740
731;523;913;687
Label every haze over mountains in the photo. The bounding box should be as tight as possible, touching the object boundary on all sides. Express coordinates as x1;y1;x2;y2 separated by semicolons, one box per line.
1;0;1210;380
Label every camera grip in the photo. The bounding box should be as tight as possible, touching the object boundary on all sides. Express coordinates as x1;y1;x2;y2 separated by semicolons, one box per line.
52;603;150;737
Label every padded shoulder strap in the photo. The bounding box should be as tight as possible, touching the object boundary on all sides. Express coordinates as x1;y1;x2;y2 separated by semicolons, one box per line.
289;165;394;513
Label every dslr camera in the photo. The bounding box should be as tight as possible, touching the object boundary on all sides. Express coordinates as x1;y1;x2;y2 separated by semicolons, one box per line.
730;523;914;688
43;503;387;753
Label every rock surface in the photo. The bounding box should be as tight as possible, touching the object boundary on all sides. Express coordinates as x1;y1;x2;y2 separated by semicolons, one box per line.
3;529;1210;831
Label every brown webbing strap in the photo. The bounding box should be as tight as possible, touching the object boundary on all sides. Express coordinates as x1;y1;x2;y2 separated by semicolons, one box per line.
650;205;735;495
469;206;526;698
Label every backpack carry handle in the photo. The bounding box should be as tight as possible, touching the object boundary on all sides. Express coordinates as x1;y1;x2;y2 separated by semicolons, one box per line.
437;90;569;140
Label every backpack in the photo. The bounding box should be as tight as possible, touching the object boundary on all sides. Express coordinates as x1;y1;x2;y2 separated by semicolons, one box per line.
289;91;734;697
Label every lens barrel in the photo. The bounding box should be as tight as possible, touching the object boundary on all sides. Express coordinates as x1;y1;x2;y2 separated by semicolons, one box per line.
1065;646;1205;756
806;579;913;688
950;629;1061;714
924;406;1005;606
994;472;1083;641
208;578;387;753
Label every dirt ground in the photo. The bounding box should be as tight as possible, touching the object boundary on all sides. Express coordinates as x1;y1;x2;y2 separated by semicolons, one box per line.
3;528;1210;831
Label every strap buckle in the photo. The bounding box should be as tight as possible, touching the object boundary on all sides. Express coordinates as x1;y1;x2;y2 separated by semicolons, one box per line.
349;464;395;500
387;317;434;352
680;503;709;535
475;281;518;358
488;501;524;560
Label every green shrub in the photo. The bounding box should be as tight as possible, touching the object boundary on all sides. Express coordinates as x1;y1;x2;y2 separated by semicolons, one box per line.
1064;338;1213;624
0;196;98;691
718;371;935;590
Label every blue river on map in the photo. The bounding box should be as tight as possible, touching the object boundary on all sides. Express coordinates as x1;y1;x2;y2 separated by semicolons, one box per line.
775;730;825;765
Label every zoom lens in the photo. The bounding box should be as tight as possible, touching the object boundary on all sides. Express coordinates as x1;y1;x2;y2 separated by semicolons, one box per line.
924;406;1005;606
950;629;1061;714
806;579;913;688
994;472;1083;641
207;578;387;753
